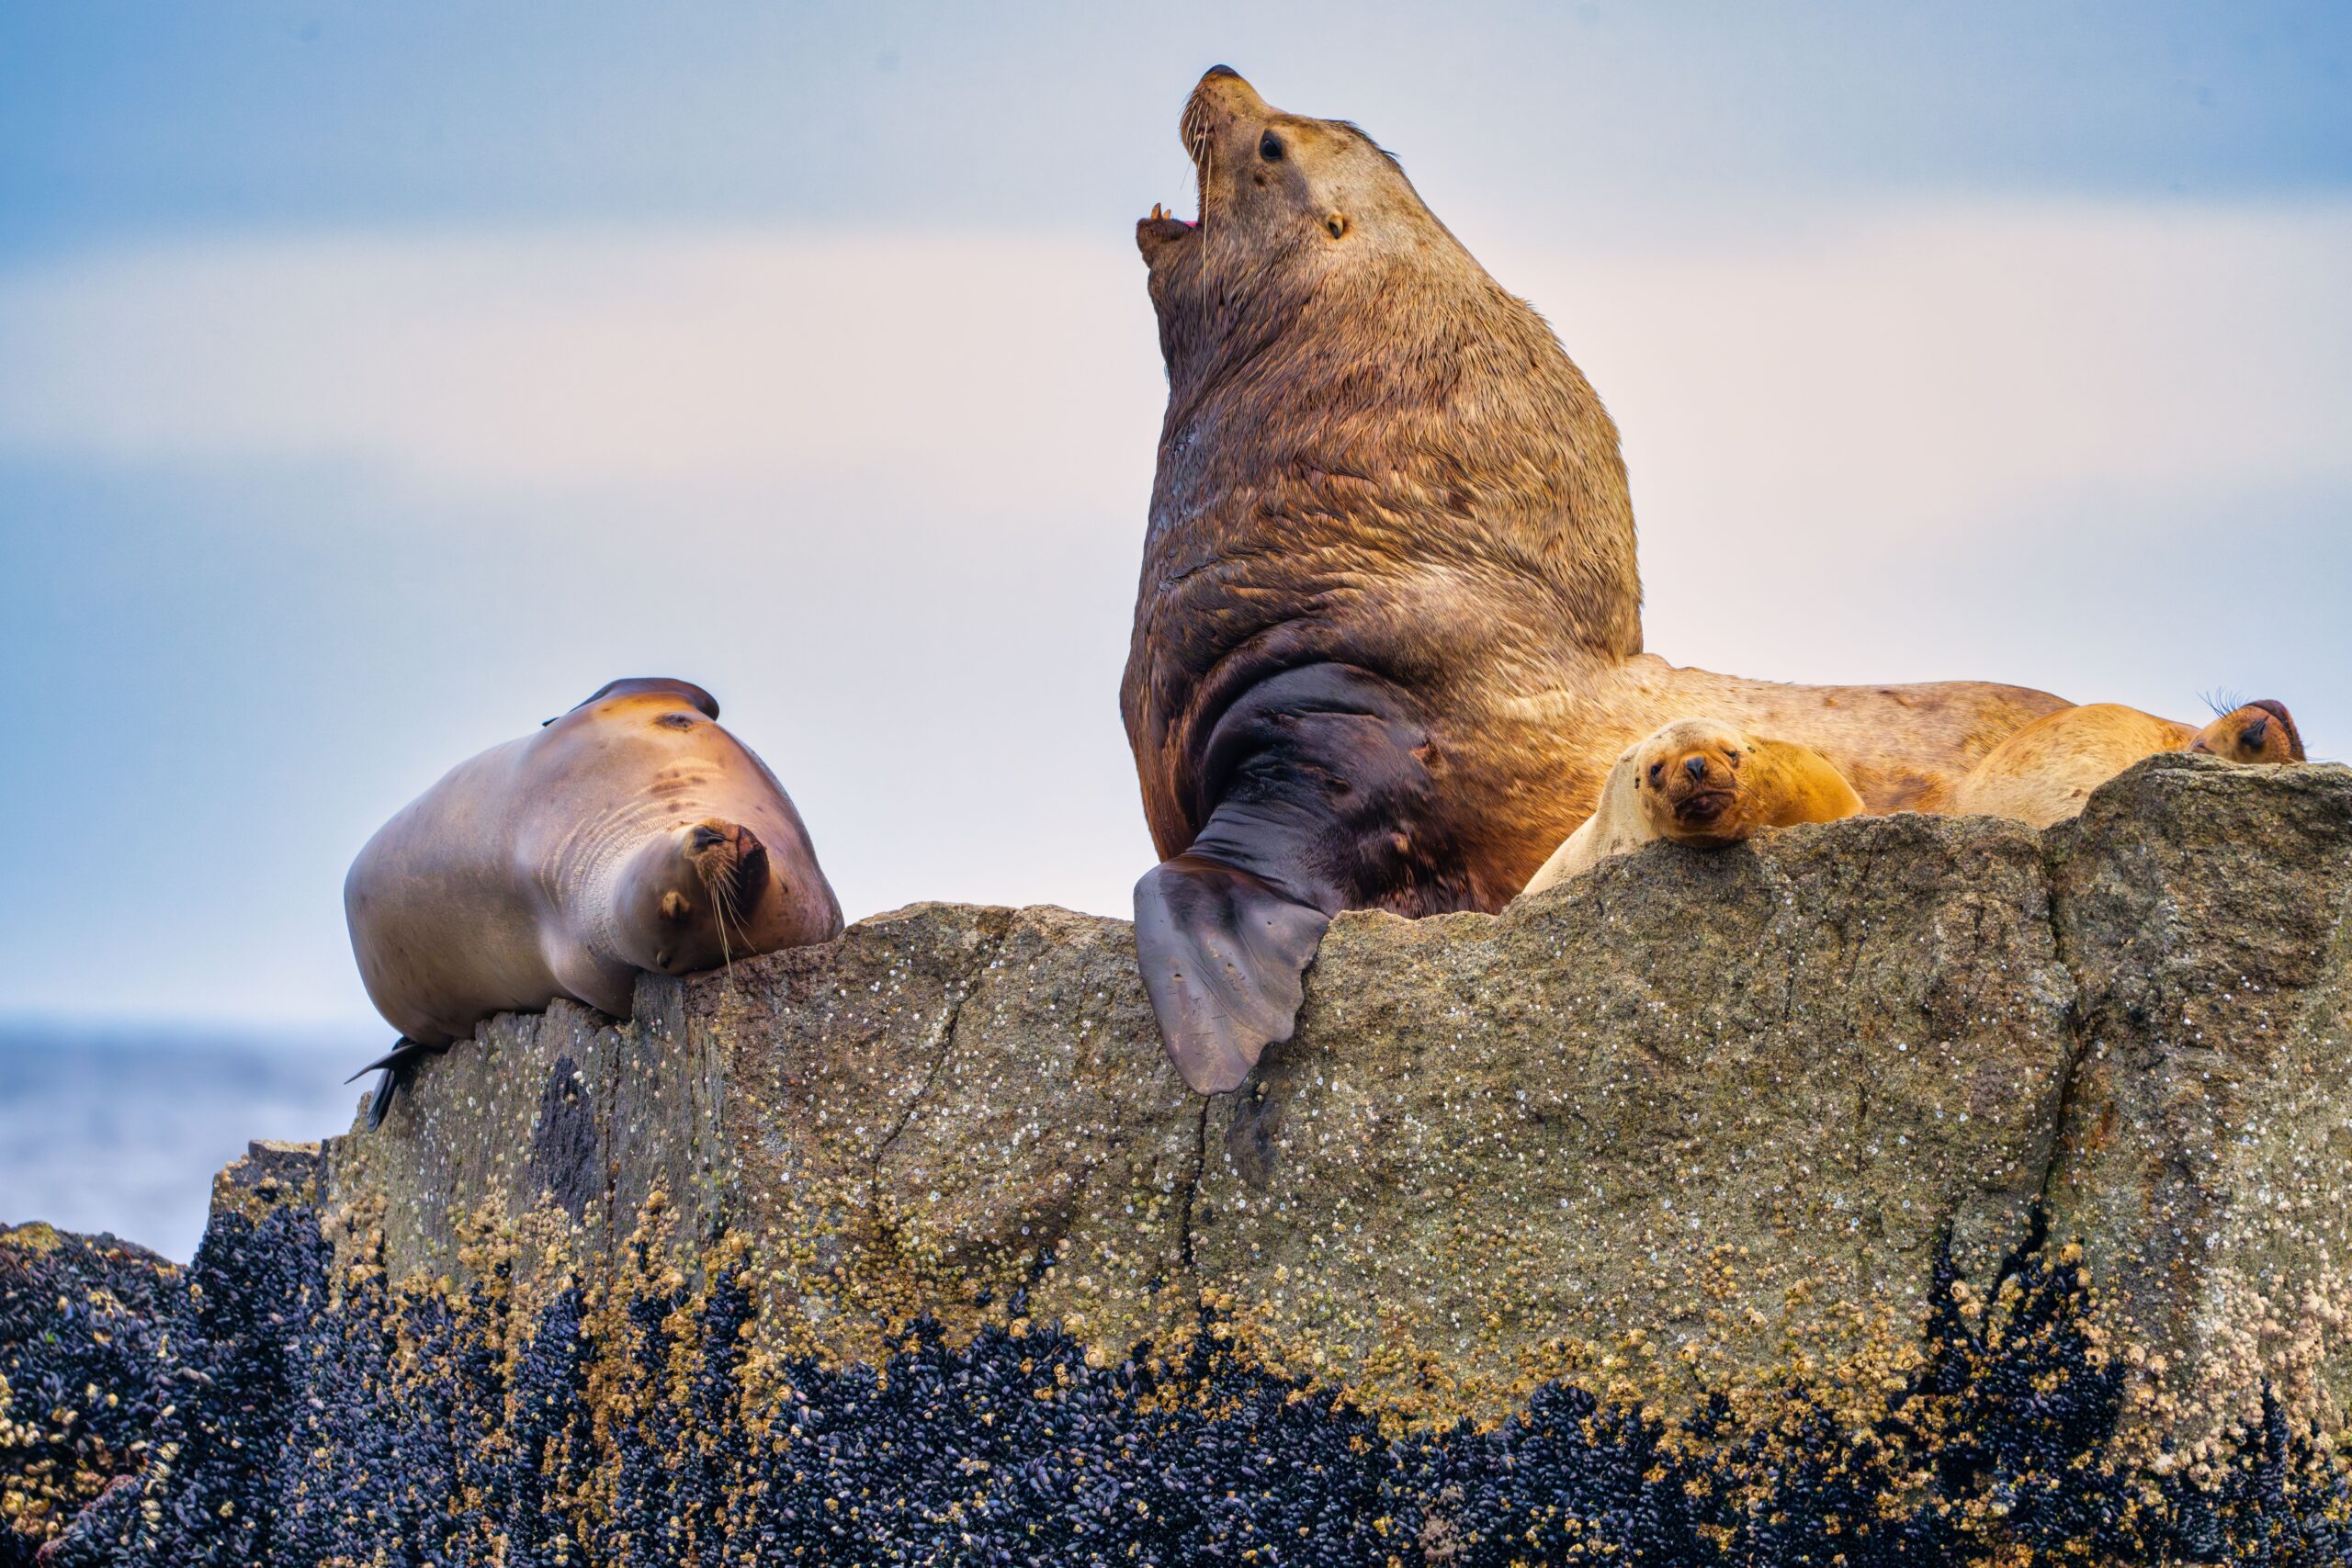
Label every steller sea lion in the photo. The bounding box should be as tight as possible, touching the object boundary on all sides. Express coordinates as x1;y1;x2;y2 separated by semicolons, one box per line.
2189;697;2305;765
1521;718;1865;893
344;678;842;1127
1951;698;2306;829
1124;66;2072;1093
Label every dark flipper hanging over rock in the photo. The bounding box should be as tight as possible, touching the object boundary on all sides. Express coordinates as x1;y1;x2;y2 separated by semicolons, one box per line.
346;1037;445;1132
1136;854;1329;1093
1132;663;1474;1092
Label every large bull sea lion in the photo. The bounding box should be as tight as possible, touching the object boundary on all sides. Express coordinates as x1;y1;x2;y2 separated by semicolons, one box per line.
1124;67;2074;1092
344;678;842;1126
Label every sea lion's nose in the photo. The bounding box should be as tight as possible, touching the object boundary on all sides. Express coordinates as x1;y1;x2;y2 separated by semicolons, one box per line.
690;825;725;852
1684;757;1708;782
1192;64;1266;113
2241;717;2269;752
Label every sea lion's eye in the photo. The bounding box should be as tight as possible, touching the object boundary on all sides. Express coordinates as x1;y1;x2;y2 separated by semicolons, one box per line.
1259;130;1283;161
1646;763;1664;787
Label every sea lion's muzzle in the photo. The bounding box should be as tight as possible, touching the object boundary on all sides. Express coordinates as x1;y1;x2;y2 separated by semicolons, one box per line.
1672;790;1735;827
1182;66;1267;159
685;819;774;916
1661;751;1738;828
1144;65;1274;245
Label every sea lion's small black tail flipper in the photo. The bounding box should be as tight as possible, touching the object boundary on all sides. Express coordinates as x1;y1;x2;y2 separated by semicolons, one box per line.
1135;853;1331;1093
345;1037;438;1132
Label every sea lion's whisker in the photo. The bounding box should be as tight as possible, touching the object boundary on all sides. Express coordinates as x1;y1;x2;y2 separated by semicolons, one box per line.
695;852;740;976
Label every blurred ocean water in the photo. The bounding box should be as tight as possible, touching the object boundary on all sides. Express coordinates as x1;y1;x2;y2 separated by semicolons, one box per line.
0;1021;374;1261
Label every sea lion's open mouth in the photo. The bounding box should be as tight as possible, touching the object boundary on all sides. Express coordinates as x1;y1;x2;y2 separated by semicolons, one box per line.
1141;74;1223;241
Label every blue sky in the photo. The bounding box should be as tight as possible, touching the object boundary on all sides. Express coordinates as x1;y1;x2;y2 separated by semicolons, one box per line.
2;2;2348;1032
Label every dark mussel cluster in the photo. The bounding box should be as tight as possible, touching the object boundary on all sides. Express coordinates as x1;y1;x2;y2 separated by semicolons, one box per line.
7;1201;2348;1567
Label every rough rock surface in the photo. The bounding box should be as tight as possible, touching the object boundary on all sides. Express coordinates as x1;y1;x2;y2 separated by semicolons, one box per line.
322;809;2085;1426
320;755;2352;1437
2043;757;2352;1441
6;754;2351;1565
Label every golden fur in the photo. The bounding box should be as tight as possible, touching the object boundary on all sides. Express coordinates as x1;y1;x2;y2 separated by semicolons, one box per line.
1953;699;2307;829
1125;69;2069;911
1523;718;1864;892
2190;699;2306;764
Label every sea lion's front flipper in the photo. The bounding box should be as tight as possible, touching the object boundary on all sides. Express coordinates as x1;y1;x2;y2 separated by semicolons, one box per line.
1135;854;1330;1093
345;1037;441;1132
1134;662;1465;1093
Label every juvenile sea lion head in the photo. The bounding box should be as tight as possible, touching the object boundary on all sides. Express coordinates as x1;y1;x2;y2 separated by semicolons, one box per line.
612;818;778;976
1633;718;1757;849
2189;699;2306;764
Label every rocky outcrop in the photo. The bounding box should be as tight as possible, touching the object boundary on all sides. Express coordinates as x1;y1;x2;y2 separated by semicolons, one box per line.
6;754;2351;1565
2043;759;2352;1439
321;807;2081;1424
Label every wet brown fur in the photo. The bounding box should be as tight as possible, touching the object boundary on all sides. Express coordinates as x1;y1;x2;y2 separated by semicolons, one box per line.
1125;70;2071;909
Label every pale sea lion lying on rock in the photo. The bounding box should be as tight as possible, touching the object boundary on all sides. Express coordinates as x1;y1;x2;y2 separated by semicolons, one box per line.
1124;66;2068;1092
344;678;842;1127
1951;698;2306;829
1521;718;1866;893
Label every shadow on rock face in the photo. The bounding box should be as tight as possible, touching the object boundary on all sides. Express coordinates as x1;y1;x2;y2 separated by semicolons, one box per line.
526;1055;600;1224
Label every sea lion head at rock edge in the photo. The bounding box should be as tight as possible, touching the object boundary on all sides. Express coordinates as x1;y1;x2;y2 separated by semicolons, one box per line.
2189;699;2306;765
548;682;831;977
1633;718;1761;850
608;817;780;976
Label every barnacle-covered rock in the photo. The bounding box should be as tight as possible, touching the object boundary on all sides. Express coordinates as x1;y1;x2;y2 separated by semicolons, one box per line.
2044;753;2352;1445
319;817;2082;1427
6;753;2350;1565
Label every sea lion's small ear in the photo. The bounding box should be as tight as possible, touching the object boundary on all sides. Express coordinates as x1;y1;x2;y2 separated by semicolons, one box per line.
1325;212;1349;240
570;678;722;720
